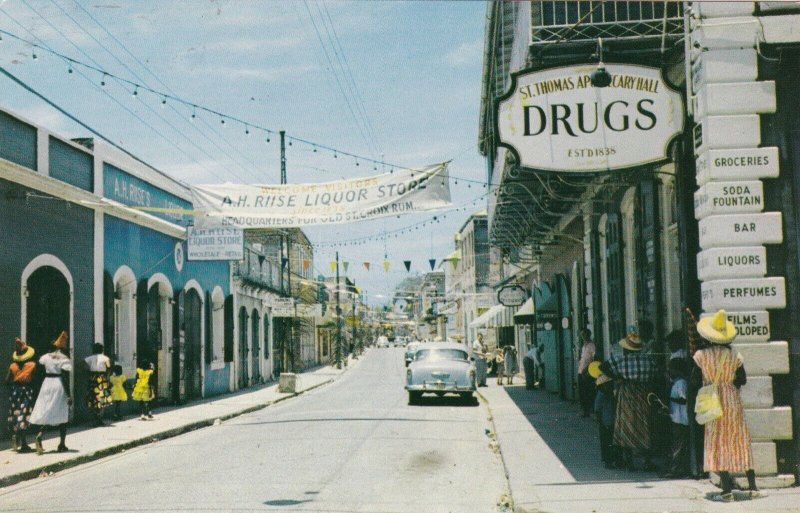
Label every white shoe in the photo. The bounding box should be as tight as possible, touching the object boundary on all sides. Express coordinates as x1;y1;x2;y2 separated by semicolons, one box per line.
139;415;147;421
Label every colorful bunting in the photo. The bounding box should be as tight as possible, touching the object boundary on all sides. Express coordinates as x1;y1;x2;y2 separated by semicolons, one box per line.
303;259;310;271
429;259;436;270
343;261;349;273
450;258;458;271
363;262;371;271
329;261;336;273
403;260;411;272
383;260;390;273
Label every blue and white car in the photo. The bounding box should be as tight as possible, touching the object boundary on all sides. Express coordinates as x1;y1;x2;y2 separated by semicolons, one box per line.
405;343;476;404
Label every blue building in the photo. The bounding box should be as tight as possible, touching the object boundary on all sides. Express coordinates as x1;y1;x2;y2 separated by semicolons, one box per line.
0;107;233;433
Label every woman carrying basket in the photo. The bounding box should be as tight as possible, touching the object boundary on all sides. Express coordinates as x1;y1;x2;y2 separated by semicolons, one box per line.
692;310;758;502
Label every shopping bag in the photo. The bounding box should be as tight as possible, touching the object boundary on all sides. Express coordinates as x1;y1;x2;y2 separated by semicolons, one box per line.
694;383;722;424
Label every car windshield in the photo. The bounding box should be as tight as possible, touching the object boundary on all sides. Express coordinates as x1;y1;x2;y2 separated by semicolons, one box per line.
414;349;468;362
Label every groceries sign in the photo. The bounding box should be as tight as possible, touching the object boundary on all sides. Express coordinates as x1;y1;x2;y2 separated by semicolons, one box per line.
496;64;684;173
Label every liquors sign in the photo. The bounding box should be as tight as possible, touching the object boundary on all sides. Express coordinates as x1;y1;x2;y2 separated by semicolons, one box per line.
496;64;684;173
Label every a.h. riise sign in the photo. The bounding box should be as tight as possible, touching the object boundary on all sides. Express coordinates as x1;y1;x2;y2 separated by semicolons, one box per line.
496;64;684;173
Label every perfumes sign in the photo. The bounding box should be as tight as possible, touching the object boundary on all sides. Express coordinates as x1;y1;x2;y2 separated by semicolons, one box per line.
496;64;683;173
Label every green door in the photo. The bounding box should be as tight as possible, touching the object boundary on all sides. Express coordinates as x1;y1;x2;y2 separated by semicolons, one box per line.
557;274;575;401
636;180;662;346
534;282;560;394
605;212;626;345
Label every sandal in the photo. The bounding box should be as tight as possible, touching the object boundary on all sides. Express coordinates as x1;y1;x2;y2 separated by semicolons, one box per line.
717;492;734;502
35;434;44;455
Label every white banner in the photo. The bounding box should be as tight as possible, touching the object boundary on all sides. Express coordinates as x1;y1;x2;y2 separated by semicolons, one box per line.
191;162;451;228
186;226;244;261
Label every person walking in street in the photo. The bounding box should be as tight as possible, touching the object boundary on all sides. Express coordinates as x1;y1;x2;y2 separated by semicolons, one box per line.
83;343;112;426
109;364;128;421
600;325;657;471
132;359;155;420
29;331;72;454
577;328;597;417
503;344;517;385
692;310;759;502
6;337;36;453
472;333;488;387
662;357;690;478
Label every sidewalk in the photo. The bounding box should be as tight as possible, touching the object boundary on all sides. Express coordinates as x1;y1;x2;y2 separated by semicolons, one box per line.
0;356;360;488
479;380;800;513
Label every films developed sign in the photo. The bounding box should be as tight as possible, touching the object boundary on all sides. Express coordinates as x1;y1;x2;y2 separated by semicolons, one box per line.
187;226;244;261
191;163;451;228
496;64;684;173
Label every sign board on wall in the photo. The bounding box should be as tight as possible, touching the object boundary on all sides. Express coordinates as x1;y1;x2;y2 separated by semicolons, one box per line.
495;64;684;173
187;226;244;261
699;310;770;343
271;298;296;317
497;285;528;307
701;277;786;311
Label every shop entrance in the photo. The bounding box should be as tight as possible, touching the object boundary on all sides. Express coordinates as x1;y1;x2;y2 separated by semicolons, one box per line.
251;310;261;383
238;307;249;388
183;289;203;400
25;265;70;372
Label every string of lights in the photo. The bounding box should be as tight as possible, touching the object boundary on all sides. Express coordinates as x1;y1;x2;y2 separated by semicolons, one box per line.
0;26;491;186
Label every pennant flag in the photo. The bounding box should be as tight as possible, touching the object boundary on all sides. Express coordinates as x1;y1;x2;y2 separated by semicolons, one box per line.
383;260;390;273
403;260;411;272
343;261;349;273
429;258;436;271
450;258;458;271
329;261;336;273
303;259;310;271
363;261;371;271
282;257;289;269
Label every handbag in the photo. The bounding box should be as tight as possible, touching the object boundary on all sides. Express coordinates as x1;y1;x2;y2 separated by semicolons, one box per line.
694;355;725;425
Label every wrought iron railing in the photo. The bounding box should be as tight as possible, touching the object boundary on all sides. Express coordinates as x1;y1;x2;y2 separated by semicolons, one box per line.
531;1;684;45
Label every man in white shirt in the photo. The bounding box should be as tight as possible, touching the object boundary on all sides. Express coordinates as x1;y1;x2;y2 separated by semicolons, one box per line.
472;333;487;387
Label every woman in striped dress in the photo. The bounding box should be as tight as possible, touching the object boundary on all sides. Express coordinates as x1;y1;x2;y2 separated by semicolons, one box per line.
693;310;758;502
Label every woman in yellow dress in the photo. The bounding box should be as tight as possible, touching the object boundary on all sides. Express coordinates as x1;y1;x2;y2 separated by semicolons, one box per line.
132;360;155;420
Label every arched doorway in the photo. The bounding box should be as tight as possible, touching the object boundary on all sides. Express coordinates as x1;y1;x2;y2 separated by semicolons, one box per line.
263;313;271;379
146;277;173;401
251;309;261;383
25;265;70;375
182;288;203;400
238;307;249;388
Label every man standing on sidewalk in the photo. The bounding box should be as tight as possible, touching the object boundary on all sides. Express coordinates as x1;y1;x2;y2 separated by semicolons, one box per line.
577;329;596;417
472;333;488;387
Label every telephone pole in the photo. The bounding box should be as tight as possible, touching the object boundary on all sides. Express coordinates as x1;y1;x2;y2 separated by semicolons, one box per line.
335;251;342;369
279;130;294;373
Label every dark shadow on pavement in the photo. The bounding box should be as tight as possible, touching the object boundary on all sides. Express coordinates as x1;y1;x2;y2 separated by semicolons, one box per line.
413;395;479;407
503;385;658;483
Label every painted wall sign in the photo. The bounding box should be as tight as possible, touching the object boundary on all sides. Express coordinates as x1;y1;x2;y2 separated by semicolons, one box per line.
697;246;767;281
698;212;783;249
187;226;244;261
694;180;764;219
495;64;683;173
104;163;192;226
694;81;775;118
497;285;528;307
271;297;296;317
693;115;761;156
174;241;184;272
701;277;786;311
700;310;770;343
696;147;779;185
191;163;451;228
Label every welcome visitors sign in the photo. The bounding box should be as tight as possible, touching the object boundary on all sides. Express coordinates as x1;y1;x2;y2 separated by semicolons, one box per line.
191;162;451;228
496;64;684;173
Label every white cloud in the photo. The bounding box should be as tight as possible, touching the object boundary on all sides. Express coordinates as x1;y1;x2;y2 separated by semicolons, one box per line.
443;39;483;68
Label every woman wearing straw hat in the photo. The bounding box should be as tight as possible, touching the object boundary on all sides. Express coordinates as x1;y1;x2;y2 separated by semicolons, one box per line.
6;337;36;452
693;310;759;502
29;331;73;454
600;325;657;471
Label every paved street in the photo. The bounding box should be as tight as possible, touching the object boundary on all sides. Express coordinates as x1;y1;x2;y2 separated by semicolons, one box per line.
1;348;506;513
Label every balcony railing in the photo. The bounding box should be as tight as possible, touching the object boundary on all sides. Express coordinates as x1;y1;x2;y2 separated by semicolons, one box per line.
531;1;684;46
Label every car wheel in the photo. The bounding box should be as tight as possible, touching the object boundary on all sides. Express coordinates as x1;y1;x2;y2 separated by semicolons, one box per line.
408;391;421;405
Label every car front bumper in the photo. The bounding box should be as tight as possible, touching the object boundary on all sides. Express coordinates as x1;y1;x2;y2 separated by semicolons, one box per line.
405;381;475;393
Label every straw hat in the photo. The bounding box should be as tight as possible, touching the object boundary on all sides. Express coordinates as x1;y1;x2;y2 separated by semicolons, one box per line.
52;330;68;349
12;337;34;363
619;325;642;351
697;310;737;344
587;361;602;379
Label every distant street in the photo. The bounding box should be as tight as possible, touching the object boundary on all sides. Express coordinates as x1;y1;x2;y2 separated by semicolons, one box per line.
2;348;506;513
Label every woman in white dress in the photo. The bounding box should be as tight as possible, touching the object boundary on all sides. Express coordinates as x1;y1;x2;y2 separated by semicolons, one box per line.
29;331;72;454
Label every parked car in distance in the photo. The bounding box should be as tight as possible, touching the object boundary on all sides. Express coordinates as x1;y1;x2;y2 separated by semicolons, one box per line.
404;341;420;366
406;342;476;404
376;336;389;348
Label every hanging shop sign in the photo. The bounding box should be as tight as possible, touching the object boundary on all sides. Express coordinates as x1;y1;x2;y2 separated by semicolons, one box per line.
187;226;244;261
698;212;783;249
497;285;528;307
696;147;779;185
190;163;451;228
495;64;683;173
700;310;770;343
701;277;786;311
697;246;767;281
694;180;764;220
271;298;296;317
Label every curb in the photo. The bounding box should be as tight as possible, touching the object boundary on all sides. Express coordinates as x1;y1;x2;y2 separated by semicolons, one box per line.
0;378;334;489
477;388;517;513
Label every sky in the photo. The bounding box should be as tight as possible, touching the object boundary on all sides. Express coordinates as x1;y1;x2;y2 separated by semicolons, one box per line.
0;0;489;304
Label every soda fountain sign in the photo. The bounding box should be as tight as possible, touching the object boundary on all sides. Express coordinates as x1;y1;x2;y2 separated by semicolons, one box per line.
496;64;684;173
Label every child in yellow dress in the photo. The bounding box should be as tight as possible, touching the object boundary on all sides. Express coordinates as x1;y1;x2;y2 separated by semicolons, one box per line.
109;364;128;421
132;360;155;420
